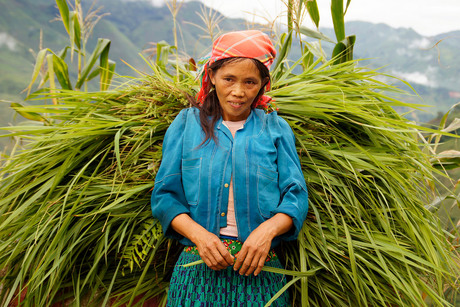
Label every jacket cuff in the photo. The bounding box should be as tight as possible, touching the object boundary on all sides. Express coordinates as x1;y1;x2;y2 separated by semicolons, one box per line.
160;208;190;241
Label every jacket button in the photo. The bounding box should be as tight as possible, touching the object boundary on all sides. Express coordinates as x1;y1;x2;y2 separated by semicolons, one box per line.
224;183;229;188
221;212;226;217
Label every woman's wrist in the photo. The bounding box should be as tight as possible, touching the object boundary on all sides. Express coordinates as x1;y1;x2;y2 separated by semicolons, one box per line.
189;226;212;246
262;213;293;239
171;213;208;244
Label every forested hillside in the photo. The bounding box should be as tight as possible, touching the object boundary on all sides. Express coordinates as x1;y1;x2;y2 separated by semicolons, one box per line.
0;0;458;127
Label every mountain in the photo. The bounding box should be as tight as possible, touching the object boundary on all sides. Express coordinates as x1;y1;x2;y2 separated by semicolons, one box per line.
0;0;246;149
313;21;459;121
0;0;459;128
0;0;246;97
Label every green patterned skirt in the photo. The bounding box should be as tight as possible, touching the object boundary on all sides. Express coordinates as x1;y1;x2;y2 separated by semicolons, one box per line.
166;238;290;307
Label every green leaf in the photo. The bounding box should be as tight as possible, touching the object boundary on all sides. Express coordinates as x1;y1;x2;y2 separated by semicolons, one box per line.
26;48;49;96
431;150;460;170
332;35;356;64
271;31;292;81
51;53;72;90
441;118;460;133
428;101;460;148
331;0;345;42
56;0;70;35
57;46;70;60
10;103;46;122
99;40;112;91
28;50;72;92
75;38;111;89
305;0;320;28
86;60;116;85
46;53;58;104
107;61;116;82
265;277;301;306
301;45;314;69
86;68;101;82
154;40;176;77
342;215;360;302
344;0;352;15
114;129;123;174
298;26;335;43
70;11;81;50
332;41;346;62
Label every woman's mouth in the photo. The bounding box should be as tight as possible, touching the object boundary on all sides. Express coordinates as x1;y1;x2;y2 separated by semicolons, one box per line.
228;101;244;108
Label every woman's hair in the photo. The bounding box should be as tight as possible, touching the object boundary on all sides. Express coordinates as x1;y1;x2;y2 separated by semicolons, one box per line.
189;57;271;146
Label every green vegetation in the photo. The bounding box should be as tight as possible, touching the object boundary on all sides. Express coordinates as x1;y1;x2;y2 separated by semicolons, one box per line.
427;106;460;247
0;0;459;306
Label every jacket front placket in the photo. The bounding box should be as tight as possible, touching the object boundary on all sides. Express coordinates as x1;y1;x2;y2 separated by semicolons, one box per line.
215;120;235;231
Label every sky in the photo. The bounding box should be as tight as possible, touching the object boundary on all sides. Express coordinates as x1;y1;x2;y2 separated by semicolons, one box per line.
150;0;460;37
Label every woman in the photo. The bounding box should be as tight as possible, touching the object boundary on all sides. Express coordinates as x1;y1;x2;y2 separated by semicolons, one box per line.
151;30;309;306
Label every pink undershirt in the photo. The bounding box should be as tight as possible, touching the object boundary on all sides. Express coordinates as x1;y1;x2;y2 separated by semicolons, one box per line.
219;119;245;238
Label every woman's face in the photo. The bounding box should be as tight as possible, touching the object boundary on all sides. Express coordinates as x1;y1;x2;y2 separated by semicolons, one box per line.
209;59;267;121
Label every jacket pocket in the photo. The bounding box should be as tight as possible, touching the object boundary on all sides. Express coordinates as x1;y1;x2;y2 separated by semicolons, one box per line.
256;165;280;218
182;158;201;205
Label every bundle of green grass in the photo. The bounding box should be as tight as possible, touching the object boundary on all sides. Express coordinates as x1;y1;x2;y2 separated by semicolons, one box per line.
0;57;458;306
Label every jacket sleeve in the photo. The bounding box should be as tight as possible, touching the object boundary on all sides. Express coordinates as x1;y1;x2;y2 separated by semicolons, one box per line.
272;115;309;241
151;108;190;240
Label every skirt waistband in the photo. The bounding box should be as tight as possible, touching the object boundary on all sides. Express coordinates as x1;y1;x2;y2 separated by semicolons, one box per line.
183;238;278;262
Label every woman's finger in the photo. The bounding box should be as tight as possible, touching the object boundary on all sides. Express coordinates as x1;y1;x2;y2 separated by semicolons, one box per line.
198;237;233;270
211;248;233;269
233;246;247;271
236;249;256;276
253;254;266;276
200;249;221;270
215;241;234;266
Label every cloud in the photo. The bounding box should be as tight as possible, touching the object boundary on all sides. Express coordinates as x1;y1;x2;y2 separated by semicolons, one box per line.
409;38;431;49
0;32;17;51
182;0;460;37
150;0;164;6
392;70;435;87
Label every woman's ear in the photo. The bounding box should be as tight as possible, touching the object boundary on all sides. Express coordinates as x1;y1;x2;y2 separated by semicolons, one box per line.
208;68;216;86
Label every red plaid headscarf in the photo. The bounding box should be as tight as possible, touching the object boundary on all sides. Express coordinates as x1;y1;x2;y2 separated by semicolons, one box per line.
196;30;277;108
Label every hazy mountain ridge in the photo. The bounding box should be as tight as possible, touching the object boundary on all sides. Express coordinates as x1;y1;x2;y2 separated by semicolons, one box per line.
0;0;458;123
346;21;458;92
322;21;459;121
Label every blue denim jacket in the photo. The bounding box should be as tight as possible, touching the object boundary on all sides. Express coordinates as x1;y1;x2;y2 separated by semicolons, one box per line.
151;107;308;247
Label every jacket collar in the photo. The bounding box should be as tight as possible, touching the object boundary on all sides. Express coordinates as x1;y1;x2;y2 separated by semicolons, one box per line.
216;109;255;130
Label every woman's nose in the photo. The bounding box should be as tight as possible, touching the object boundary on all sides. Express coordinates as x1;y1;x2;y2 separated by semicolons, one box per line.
232;83;244;97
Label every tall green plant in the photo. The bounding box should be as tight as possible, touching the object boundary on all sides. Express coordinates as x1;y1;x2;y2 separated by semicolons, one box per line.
24;0;115;103
286;0;355;66
165;0;184;82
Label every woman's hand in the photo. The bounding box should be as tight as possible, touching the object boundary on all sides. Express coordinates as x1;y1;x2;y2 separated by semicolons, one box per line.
170;214;234;270
233;222;273;276
194;230;234;270
233;213;293;276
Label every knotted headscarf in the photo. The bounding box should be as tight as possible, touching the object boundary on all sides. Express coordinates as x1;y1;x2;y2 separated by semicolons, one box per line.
196;30;277;108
